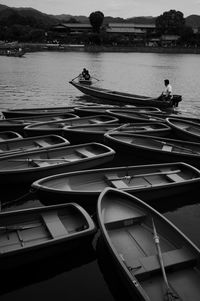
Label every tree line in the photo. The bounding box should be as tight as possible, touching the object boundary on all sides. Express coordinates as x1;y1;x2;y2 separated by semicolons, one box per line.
0;9;199;47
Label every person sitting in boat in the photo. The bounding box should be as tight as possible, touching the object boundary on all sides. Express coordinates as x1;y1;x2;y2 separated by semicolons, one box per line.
84;69;91;80
79;68;87;81
159;79;173;101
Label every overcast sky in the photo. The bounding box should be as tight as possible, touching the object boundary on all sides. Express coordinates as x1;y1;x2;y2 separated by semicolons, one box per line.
1;0;199;18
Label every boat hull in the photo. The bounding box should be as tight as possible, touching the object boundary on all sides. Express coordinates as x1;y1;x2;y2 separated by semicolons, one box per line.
104;133;200;168
31;162;200;206
70;81;182;109
97;188;200;301
0;143;115;184
0;203;96;269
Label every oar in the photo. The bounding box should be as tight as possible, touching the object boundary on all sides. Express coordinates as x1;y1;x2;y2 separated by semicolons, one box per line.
91;76;100;81
154;139;200;155
71;75;79;82
151;217;181;301
0;223;41;232
8;158;70;162
108;169;181;182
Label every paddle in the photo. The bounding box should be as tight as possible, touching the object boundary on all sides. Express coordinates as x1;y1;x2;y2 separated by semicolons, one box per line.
0;223;41;232
8;158;70;163
151;217;181;301
107;169;181;182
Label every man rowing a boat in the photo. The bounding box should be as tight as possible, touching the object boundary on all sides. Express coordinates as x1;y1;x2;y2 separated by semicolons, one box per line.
158;79;173;101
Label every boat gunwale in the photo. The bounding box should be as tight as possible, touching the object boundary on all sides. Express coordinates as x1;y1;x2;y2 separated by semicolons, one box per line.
31;161;200;195
0;142;115;174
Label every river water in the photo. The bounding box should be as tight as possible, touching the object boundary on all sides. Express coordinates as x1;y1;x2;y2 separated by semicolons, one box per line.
0;51;200;301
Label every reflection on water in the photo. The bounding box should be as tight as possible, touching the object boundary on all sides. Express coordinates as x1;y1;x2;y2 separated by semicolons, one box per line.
1;51;200;300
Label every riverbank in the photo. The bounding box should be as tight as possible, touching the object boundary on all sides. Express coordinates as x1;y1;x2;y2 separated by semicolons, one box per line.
1;42;200;54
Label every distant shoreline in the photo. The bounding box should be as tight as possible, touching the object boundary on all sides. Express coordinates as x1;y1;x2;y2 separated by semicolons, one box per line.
1;43;200;54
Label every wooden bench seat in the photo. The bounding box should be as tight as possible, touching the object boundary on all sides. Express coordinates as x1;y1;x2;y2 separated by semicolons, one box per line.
105;214;146;230
89;119;102;124
75;148;95;158
162;144;173;152
41;211;68;238
129;247;197;280
166;173;184;182
35;140;50;148
104;174;129;189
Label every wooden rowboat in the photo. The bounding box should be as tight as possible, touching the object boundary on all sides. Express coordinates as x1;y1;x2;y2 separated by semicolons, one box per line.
0;142;115;184
0;134;69;157
166;117;200;142
63;122;172;144
2;106;76;118
104;132;200;168
69;80;182;109
0;203;96;269
0;113;79;133
0;131;23;141
113;122;172;137
97;188;200;301
106;109;164;123
31;162;200;205
24;115;119;137
146;111;200;124
74;105;120;117
63;123;125;143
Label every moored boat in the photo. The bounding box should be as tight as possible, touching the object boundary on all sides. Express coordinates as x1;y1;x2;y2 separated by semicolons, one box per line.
106;109;164;123
166;117;200;142
24;115;119;137
113;122;172;137
63;122;172;144
0;203;96;269
69;80;182;109
74;105;120;116
97;187;200;301
0;142;115;184
31;162;200;204
104;132;200;168
63;123;126;143
0;113;79;134
0;134;69;157
2;106;76;118
0;131;23;141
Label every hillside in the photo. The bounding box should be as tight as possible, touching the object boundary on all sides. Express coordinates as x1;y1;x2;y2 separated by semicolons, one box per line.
0;4;199;28
0;4;58;27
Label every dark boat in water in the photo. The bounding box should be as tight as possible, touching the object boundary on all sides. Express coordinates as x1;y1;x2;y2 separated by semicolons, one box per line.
63;122;172;144
63;123;125;143
97;188;200;301
74;105;119;116
0;134;69;157
0;203;96;269
166;117;200;142
31;162;200;204
0;113;79;134
24;115;119;136
69;80;182;109
104;132;200;168
113;122;172;137
106;109;164;123
0;131;23;141
0;142;115;184
2;106;76;118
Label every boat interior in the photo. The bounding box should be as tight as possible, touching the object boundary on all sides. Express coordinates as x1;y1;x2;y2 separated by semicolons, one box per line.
0;206;89;253
102;196;200;300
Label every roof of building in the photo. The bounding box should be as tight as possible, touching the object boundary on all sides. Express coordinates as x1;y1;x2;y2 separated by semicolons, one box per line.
62;23;92;28
108;23;155;28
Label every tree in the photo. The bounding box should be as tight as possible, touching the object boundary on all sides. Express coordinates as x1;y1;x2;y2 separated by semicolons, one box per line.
89;11;104;33
156;10;185;35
